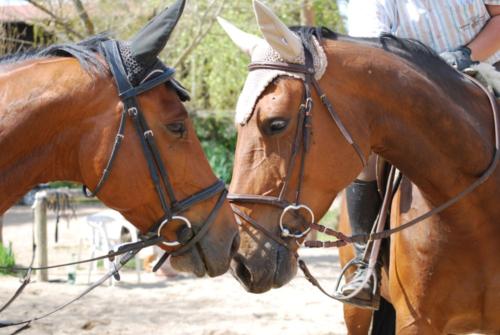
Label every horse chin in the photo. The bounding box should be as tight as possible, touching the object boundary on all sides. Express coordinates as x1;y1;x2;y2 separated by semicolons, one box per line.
170;249;207;277
231;244;298;293
170;229;240;278
273;245;298;288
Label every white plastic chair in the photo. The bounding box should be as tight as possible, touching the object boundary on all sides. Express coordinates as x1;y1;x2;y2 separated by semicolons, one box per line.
86;210;141;285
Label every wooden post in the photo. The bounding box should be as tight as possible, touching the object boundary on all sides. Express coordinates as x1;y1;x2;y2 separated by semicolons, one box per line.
34;192;48;282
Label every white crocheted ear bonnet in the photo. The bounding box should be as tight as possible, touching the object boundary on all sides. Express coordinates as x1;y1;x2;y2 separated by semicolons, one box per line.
217;0;328;125
235;37;327;125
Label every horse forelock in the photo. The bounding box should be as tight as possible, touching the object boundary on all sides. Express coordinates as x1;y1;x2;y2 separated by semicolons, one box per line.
235;25;466;126
235;33;327;125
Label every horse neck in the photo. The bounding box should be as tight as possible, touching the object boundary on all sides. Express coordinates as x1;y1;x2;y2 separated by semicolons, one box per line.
323;40;496;205
0;58;109;213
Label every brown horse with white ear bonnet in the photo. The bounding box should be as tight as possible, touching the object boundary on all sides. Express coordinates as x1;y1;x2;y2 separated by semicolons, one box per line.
220;0;500;333
0;0;239;278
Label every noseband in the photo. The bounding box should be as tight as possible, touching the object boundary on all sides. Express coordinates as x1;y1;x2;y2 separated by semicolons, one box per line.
228;46;366;247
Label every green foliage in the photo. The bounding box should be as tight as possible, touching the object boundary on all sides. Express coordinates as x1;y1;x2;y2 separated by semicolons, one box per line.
316;208;340;241
313;0;348;34
0;242;15;275
319;208;340;229
179;0;345;112
48;181;80;189
191;112;236;184
17;0;344;185
23;1;345;113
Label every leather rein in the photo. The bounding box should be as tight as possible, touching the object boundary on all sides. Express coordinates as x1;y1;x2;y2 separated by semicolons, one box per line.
0;39;228;332
228;41;500;299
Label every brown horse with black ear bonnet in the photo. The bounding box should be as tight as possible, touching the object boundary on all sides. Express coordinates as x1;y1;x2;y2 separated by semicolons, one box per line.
0;0;239;278
220;1;500;334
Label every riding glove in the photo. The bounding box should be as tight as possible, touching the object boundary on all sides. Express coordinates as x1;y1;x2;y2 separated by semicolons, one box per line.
439;46;477;71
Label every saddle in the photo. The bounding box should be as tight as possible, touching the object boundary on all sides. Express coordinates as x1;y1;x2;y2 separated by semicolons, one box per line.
464;63;500;98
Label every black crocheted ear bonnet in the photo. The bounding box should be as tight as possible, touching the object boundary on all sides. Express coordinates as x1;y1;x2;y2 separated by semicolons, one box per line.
116;42;190;102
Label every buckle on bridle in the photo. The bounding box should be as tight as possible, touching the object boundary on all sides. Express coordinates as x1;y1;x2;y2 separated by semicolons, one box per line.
305;97;313;111
157;216;192;247
127;107;138;117
279;204;314;239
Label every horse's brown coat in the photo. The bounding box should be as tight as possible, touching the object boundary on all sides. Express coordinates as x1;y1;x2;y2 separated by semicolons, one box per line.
230;36;500;333
0;56;239;277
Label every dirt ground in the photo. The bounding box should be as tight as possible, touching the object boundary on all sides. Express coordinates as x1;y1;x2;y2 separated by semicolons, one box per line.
0;204;348;335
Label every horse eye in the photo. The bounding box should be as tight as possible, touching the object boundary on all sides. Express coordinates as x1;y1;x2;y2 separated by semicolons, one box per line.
267;118;289;135
166;122;186;136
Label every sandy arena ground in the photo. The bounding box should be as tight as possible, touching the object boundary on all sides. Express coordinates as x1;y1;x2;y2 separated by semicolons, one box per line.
0;204;348;335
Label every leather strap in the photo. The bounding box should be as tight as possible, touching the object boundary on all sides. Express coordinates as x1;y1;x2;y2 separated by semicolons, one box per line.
306;74;499;247
232;205;289;248
229;43;366;242
0;39;229;332
120;68;176;99
0;249;140;331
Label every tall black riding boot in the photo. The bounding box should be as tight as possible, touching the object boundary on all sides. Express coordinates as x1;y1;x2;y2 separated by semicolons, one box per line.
340;180;382;310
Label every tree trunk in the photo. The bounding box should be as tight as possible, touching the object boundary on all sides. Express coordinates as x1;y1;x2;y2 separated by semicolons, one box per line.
71;0;95;35
0;215;3;245
301;0;315;26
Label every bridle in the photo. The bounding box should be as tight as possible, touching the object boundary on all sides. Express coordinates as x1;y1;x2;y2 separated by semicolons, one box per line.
227;45;367;247
0;39;228;332
227;35;499;301
86;40;228;251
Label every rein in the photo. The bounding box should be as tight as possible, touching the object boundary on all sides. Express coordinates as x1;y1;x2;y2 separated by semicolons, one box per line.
229;40;500;301
300;73;499;301
0;39;228;333
305;73;499;247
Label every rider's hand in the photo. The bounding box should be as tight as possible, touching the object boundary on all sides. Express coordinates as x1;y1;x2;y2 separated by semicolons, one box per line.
439;46;477;71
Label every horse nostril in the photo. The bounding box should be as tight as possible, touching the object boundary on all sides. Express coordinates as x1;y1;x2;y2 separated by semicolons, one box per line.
177;225;193;244
235;258;252;284
231;234;240;256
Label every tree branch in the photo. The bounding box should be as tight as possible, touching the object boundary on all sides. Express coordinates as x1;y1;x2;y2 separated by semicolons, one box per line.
26;0;84;40
71;0;95;35
172;0;226;68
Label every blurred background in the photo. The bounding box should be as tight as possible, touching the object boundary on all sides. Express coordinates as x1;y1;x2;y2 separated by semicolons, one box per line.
0;0;346;183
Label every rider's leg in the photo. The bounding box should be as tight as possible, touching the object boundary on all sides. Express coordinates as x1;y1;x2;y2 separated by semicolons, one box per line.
340;154;382;309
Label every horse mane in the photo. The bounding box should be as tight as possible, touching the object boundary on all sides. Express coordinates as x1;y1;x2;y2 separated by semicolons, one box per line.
0;34;190;101
290;26;464;89
0;34;110;74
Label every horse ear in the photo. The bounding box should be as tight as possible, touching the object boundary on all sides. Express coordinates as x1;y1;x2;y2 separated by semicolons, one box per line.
253;0;303;61
129;0;186;67
217;17;262;57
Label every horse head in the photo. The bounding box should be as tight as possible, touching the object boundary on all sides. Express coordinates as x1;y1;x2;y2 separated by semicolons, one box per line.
220;0;367;292
221;2;500;333
87;0;242;277
0;0;239;277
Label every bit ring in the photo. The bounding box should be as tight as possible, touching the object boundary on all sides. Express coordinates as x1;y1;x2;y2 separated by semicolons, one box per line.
279;204;314;239
157;216;192;246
